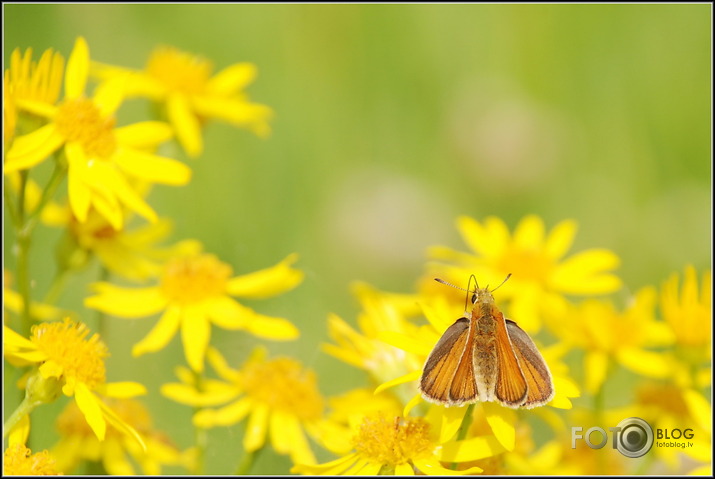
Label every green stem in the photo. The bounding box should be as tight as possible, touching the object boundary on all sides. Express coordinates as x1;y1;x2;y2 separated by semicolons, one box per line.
450;403;476;470
193;369;207;475
3;176;20;229
95;267;110;337
235;447;264;475
15;170;32;336
3;396;38;439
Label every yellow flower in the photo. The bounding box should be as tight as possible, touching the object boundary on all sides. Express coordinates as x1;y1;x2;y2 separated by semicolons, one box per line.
3;46;64;146
92;45;272;157
43;198;202;282
604;382;711;471
321;282;423;401
163;347;346;465
3;319;147;448
85;250;303;372
660;266;711;365
4;37;191;230
291;412;500;475
3;444;61;476
426;215;622;332
549;287;675;394
52;398;195;475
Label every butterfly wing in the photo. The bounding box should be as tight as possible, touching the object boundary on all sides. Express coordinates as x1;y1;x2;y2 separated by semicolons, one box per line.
493;312;529;407
505;319;554;408
419;317;478;405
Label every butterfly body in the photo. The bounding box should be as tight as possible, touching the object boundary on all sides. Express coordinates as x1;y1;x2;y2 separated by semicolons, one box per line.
419;280;554;409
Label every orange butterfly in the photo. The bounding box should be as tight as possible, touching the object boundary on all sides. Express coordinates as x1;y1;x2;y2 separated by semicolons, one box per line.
419;275;554;408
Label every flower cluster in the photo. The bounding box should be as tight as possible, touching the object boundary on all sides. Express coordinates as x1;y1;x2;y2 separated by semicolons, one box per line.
3;36;710;476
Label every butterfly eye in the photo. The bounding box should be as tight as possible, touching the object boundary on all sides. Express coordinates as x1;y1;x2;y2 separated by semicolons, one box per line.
471;293;478;304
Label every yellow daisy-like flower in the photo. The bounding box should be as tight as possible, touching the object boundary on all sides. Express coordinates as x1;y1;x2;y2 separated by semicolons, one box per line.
549;287;675;394
3;444;61;476
43;199;202;282
4;37;191;230
291;412;503;475
92;45;272;157
603;382;711;470
3;45;64;146
52;398;195;475
660;265;711;366
163;346;347;465
426;215;622;332
321;282;423;402
84;250;303;372
3;319;147;448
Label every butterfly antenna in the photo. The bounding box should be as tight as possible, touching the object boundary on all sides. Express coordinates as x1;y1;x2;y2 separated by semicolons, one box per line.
491;273;512;293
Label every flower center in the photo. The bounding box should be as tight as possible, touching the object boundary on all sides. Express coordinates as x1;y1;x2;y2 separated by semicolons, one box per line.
2;444;60;476
31;319;108;391
353;415;434;466
241;357;324;421
54;98;117;158
146;46;212;95
497;248;553;284
160;254;232;304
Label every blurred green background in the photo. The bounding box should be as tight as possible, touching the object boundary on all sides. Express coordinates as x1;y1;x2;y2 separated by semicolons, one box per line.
3;4;711;474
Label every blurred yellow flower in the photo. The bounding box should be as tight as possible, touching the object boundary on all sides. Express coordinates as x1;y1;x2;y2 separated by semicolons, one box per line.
3;444;61;476
426;215;622;332
164;347;347;465
3;37;191;230
42;200;202;282
291;412;502;475
549;287;675;394
605;382;712;470
660;265;711;366
3;45;64;146
85;251;303;372
321;282;423;401
52;398;195;475
3;319;146;448
92;45;272;157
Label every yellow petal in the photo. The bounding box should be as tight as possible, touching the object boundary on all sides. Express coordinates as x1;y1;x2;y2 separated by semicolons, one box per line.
483;402;516;451
194;397;253;428
8;415;30;446
67;147;92;222
243;402;269;452
97;398;147;452
395;462;415;475
65;37;89;99
200;296;248;330
167;92;202;157
225;253;304;299
242;313;299;341
113;148;191;185
514;214;545;250
99;381;147;398
114;121;173;148
552;249;622;294
162;381;238;408
414;456;483;475
92;75;125;117
374;370;421;395
290;453;358;475
3;124;64;173
440;434;506;462
85;283;167;318
181;307;211;372
615;347;672;378
74;383;106;440
207;62;257;95
544;219;577;260
102;438;135;475
132;306;182;356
